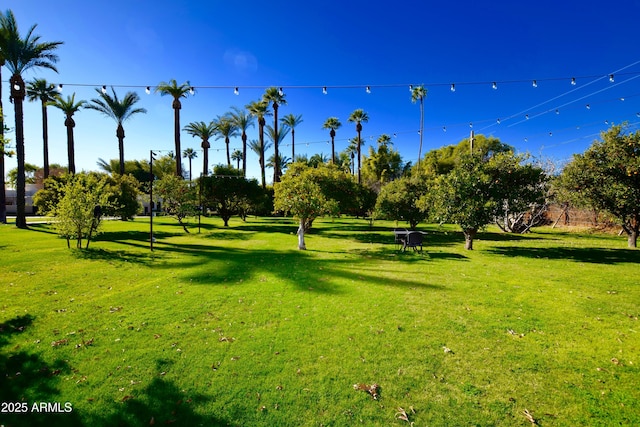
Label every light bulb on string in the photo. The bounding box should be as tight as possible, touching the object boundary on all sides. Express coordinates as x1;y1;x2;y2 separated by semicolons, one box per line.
620;97;625;101
555;109;559;115
497;118;501;124
408;85;413;91
586;104;590;110
492;82;497;90
571;77;576;85
442;126;447;132
609;74;615;82
57;84;63;92
450;83;455;92
145;86;151;94
366;86;371;94
234;87;239;95
101;85;107;94
322;86;327;95
469;122;473;128
549;132;553;137
13;83;20;90
525;114;529;120
278;87;284;96
532;80;537;88
189;87;195;95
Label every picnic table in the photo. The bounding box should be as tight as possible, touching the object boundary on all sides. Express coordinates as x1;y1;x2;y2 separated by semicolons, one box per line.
393;229;425;252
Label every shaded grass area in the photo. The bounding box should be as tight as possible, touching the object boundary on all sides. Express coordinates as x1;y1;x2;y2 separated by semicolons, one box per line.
0;217;639;426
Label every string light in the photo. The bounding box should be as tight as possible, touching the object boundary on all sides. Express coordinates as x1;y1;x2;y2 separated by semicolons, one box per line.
555;109;560;114
450;83;455;92
57;84;63;92
586;104;590;109
145;86;151;94
408;85;413;91
189;87;195;95
492;82;497;90
322;86;327;95
609;74;615;82
278;87;284;96
571;77;576;85
13;83;20;90
496;118;501;124
532;80;537;88
101;85;107;94
234;87;239;95
366;86;371;94
442;126;447;132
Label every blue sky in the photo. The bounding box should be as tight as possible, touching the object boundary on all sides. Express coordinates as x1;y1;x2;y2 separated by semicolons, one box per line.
3;0;640;182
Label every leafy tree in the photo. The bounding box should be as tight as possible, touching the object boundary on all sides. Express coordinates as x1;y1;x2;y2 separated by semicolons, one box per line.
281;113;303;161
558;125;640;247
411;85;427;168
7;162;37;187
182;147;197;181
347;109;369;184
184;121;215;177
154;174;197;232
308;153;329;168
86;87;147;175
50;173;111;248
375;175;430;229
421;134;513;175
488;153;548;233
1;9;63;228
322;116;342;164
155;79;192;177
362;133;404;191
49;93;85;174
274;169;339;250
246;100;271;187
200;166;264;226
26;78;57;178
262;87;287;183
105;173;141;220
227;106;254;175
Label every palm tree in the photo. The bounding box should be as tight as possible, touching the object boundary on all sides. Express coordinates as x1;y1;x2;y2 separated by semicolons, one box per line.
248;138;272;189
49;93;85;174
213;116;239;167
1;10;63;228
184;121;216;177
227;106;254;176
246;100;271;187
26;78;57;178
262;87;287;183
280;113;303;161
411;85;428;167
322;117;342;164
155;79;192;177
0;25;7;223
231;149;243;170
377;133;393;149
346;138;360;175
86;87;147;175
182;147;197;181
347;109;369;184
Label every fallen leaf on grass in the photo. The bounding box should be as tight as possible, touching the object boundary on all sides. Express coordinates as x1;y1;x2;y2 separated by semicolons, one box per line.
523;408;537;425
442;346;454;354
353;383;380;400
51;339;69;347
109;306;122;313
396;406;416;424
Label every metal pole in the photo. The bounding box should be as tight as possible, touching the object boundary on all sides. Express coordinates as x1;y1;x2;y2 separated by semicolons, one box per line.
198;173;202;234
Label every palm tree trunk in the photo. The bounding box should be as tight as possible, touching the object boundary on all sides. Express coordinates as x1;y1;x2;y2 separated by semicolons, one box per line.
259;119;266;189
242;132;247;176
41;101;50;179
116;123;125;175
173;100;182;177
202;140;209;176
273;103;280;183
225;136;231;167
417;98;424;168
188;158;192;181
11;74;28;229
356;123;362;185
0;63;6;224
65;116;76;174
330;129;336;164
291;128;295;161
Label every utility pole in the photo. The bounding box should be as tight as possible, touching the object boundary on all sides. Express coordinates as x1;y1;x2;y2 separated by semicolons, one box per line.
470;130;475;155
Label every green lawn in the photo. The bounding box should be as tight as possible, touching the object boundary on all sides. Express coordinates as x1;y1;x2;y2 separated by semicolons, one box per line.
1;216;639;426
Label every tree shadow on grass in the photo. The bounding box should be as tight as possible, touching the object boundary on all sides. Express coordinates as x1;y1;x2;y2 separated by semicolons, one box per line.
73;247;158;265
25;223;58;235
0;315;84;427
153;241;445;293
487;245;640;264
